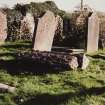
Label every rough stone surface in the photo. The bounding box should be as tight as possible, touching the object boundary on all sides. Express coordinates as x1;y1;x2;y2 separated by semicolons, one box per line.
87;12;99;53
33;11;58;51
17;51;79;70
76;54;89;69
76;11;89;26
81;54;89;69
0;10;7;41
20;13;35;40
0;83;15;93
17;51;89;70
68;56;78;70
76;13;86;26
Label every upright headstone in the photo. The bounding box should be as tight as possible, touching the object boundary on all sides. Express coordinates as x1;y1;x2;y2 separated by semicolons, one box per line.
87;12;99;53
20;13;35;40
0;10;7;41
33;11;58;51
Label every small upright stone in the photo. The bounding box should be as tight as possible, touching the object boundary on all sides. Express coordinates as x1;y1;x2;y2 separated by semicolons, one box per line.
81;54;89;69
20;13;35;40
76;54;89;70
87;12;99;53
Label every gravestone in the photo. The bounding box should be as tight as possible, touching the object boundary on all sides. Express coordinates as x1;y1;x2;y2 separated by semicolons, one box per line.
0;10;7;41
87;12;99;53
20;13;35;40
33;11;58;51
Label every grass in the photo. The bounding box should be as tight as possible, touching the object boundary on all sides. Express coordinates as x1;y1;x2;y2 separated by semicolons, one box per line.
0;41;105;105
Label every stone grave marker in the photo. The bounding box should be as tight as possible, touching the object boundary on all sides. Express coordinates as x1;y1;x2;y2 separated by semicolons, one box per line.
0;10;7;41
20;13;35;40
87;12;99;53
33;11;58;51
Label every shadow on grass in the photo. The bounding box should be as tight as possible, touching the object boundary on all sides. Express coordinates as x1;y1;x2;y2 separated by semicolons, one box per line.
0;44;32;50
90;54;105;60
0;52;16;57
19;86;105;105
0;42;69;75
0;53;67;75
0;42;66;75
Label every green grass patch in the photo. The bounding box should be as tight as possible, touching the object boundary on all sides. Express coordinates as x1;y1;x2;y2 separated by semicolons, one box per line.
0;41;105;105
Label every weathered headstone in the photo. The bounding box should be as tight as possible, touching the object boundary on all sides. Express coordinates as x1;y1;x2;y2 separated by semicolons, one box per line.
87;12;99;53
33;11;58;51
0;10;7;41
20;13;35;40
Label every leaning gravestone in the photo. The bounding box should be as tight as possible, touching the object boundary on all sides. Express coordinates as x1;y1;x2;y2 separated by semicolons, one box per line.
20;13;35;40
87;12;99;53
0;10;7;41
33;11;58;51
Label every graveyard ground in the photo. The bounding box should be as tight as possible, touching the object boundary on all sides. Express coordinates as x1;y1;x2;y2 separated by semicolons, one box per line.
0;41;105;105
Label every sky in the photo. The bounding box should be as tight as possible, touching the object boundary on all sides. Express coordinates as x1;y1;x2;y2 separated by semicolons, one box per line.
0;0;105;12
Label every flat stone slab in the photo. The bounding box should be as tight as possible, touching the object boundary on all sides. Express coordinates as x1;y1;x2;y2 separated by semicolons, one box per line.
17;51;89;70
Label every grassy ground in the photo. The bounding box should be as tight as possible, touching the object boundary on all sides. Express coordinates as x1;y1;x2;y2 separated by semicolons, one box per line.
0;41;105;105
